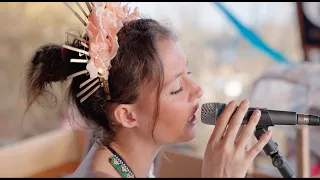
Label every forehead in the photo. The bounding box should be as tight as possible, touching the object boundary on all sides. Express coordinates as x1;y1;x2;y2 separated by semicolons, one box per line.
156;39;187;81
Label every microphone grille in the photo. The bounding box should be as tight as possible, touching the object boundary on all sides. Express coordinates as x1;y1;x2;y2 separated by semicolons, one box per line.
201;103;226;125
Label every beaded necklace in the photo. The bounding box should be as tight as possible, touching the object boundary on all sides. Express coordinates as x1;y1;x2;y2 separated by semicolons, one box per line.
105;144;136;178
104;144;155;178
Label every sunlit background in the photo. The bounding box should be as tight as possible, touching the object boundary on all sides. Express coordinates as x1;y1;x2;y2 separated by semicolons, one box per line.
0;2;319;178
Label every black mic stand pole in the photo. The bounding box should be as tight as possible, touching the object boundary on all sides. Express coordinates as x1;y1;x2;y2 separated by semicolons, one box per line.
254;126;296;178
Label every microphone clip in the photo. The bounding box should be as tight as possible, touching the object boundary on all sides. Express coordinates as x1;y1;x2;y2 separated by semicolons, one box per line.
254;126;296;178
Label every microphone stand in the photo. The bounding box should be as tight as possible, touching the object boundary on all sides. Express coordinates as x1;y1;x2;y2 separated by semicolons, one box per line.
254;126;296;178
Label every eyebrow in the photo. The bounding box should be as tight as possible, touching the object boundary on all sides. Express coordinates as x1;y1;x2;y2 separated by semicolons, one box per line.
164;60;188;87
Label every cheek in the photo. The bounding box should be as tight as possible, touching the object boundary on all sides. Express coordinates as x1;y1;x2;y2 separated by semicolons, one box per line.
152;100;191;144
134;89;159;135
136;104;156;134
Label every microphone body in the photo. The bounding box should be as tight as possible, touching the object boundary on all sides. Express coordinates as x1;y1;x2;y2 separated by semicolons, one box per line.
201;102;320;126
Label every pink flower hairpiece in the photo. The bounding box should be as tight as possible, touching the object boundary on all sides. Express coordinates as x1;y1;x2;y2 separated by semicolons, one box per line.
62;2;139;102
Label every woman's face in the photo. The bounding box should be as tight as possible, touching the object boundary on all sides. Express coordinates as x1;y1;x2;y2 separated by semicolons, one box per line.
134;39;203;145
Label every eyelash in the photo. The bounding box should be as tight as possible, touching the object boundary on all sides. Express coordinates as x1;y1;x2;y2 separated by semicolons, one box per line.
170;72;192;95
170;87;183;95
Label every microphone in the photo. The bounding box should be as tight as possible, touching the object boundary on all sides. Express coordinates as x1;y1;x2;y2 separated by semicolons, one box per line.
201;102;320;126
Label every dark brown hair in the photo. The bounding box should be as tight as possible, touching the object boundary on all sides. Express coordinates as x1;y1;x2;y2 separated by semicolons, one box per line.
24;18;177;144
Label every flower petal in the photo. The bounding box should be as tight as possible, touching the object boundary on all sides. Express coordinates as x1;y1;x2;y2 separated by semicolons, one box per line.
86;60;98;79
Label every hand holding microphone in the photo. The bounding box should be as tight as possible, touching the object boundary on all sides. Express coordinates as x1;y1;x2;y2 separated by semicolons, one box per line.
201;99;315;178
201;100;272;178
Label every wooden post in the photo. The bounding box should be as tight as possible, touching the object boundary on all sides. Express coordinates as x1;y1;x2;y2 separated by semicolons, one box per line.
296;126;310;178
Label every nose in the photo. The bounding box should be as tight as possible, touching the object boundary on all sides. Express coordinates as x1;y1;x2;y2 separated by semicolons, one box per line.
188;80;203;102
194;83;203;99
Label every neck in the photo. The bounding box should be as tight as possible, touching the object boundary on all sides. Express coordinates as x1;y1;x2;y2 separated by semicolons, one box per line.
109;129;161;178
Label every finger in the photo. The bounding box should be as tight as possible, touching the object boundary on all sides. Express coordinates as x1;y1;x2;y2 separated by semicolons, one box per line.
236;109;261;150
246;130;272;162
209;100;237;142
223;99;250;143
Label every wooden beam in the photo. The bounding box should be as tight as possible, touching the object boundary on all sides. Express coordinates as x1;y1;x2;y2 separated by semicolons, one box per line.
246;171;281;178
29;161;80;178
0;129;85;177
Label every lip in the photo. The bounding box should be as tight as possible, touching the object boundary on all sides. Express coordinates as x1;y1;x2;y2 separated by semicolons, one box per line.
192;103;199;115
187;114;196;125
187;103;199;124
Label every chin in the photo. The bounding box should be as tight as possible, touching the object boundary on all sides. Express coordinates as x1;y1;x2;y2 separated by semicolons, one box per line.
175;125;197;143
155;122;198;145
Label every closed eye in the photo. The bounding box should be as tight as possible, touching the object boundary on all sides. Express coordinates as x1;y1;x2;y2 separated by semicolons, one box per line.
170;87;183;95
170;72;192;95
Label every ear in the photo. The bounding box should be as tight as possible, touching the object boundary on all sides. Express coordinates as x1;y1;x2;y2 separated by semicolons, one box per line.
113;104;139;128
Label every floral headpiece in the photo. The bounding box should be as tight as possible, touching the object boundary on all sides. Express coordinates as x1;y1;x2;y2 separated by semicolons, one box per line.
62;2;139;103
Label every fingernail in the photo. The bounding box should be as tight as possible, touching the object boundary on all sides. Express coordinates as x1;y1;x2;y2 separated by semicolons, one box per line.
242;99;249;107
255;109;261;117
229;100;237;107
268;130;272;137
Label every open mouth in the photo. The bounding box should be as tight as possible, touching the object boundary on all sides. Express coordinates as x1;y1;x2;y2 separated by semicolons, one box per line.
187;104;199;124
187;114;196;124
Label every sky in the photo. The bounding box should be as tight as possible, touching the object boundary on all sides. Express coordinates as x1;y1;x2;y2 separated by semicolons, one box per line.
128;2;297;33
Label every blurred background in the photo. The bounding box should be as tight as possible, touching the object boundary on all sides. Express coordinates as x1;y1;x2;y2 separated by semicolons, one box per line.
0;2;319;178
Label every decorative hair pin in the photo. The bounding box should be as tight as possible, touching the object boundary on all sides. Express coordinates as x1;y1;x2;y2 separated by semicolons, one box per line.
80;78;95;88
74;2;88;18
85;2;93;12
67;70;88;80
63;2;87;26
62;2;139;103
70;59;88;63
76;79;100;98
62;44;89;56
65;32;89;44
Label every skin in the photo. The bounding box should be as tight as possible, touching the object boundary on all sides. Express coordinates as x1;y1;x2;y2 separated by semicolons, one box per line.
91;39;272;178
